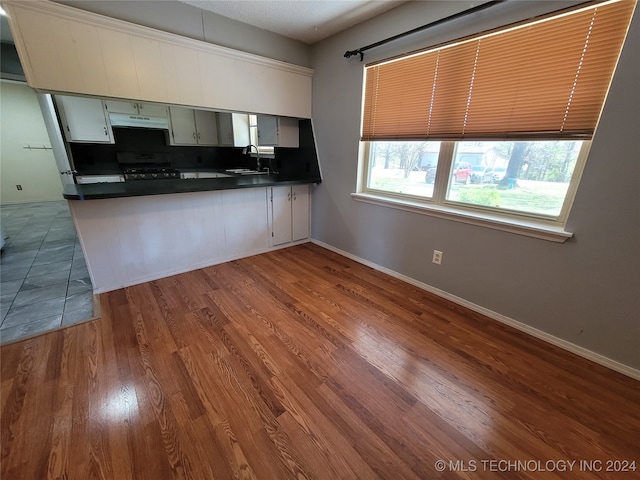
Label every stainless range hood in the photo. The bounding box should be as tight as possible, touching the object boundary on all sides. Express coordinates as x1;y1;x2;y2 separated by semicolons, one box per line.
108;113;170;129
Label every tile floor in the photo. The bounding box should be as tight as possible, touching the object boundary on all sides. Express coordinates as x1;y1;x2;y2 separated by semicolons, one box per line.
0;200;94;344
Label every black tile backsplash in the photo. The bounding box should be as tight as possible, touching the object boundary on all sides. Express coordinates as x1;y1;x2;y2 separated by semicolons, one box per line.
70;129;245;174
70;120;321;181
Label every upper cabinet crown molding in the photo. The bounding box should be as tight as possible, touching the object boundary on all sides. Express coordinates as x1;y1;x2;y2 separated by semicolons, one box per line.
4;0;313;118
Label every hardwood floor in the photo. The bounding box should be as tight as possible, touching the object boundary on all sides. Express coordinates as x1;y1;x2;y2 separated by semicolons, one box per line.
1;243;639;479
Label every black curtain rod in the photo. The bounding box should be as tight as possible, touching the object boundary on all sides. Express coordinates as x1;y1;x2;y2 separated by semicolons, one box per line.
344;0;506;61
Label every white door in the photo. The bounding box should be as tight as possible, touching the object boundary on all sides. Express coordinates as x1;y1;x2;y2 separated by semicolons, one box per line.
291;184;310;241
103;100;138;115
232;113;251;146
194;110;219;145
218;113;250;146
56;95;113;143
257;114;278;145
168;106;197;145
277;117;299;147
216;112;234;145
271;186;292;245
137;102;168;117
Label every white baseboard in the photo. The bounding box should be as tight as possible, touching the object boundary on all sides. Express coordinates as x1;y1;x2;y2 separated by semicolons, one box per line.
310;239;640;381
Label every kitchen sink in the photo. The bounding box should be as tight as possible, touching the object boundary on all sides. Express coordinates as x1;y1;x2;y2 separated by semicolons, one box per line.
226;169;270;175
181;172;233;179
198;172;232;178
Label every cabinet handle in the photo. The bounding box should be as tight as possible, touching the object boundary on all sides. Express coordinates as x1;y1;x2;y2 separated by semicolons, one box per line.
104;127;108;136
193;132;197;140
288;192;291;201
197;132;201;140
293;192;297;201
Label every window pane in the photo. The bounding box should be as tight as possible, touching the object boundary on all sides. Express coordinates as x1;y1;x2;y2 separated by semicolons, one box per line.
445;141;583;217
368;142;441;199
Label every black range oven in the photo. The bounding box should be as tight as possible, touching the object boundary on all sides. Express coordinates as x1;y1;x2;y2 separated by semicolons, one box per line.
122;167;180;180
117;152;180;181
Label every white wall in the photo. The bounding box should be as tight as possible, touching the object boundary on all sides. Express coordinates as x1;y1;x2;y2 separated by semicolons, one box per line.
310;1;640;370
0;80;63;204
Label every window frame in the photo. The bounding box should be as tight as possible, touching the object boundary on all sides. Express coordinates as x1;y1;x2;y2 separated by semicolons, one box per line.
355;139;592;242
354;0;636;242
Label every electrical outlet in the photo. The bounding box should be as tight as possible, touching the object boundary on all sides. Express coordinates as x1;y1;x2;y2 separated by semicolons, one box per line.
432;250;443;265
16;185;22;191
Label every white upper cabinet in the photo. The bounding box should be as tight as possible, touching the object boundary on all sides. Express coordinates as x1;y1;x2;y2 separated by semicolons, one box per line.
5;1;313;118
217;113;251;147
104;100;168;117
55;95;114;143
103;100;138;115
194;110;219;145
168;107;219;146
257;115;299;147
168;107;197;144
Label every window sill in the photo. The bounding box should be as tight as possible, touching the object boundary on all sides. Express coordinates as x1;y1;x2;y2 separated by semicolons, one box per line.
351;192;573;243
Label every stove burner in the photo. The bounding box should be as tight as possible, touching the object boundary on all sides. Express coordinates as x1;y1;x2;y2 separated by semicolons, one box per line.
123;167;180;180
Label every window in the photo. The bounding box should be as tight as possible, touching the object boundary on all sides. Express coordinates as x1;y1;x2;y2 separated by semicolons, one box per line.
367;141;441;199
357;0;635;235
248;115;275;155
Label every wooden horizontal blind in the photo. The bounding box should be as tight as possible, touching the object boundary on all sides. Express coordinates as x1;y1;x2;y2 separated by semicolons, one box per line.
361;0;636;141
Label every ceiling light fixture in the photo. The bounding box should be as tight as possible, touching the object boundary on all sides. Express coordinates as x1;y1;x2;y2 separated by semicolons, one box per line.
0;6;7;16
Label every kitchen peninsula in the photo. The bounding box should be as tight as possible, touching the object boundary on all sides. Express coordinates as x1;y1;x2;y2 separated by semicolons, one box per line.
64;116;321;294
5;0;321;295
63;173;318;200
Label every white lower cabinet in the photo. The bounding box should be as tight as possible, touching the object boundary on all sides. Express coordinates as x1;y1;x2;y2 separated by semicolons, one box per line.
271;185;310;246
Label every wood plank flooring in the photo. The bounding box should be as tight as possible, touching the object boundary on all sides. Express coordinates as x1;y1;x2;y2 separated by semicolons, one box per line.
1;243;639;479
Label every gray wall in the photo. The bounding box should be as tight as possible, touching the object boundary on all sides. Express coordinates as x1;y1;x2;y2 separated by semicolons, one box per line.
0;43;25;81
57;1;312;67
310;1;640;369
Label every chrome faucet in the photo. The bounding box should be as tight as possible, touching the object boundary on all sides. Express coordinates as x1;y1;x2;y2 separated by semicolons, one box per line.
244;144;261;171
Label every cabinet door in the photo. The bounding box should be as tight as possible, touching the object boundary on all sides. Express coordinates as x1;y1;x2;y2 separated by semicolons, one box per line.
271;186;292;246
137;102;167;117
168;106;197;145
194;110;219;145
232;114;251;146
217;112;250;146
278;117;300;148
257;115;299;147
291;184;310;241
257;114;278;146
103;99;138;115
216;112;234;145
55;95;113;143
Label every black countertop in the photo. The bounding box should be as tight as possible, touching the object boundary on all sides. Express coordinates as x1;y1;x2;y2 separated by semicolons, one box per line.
63;174;321;200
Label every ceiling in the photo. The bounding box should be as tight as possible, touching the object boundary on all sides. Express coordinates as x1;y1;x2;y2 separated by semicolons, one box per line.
178;0;409;44
0;1;410;46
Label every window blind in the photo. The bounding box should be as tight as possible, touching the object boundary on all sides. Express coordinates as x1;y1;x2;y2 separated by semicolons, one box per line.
361;0;636;141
